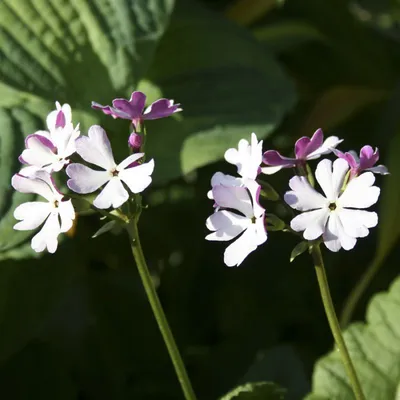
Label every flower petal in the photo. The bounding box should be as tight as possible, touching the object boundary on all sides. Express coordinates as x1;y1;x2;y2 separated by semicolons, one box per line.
367;165;389;175
315;158;348;202
66;163;110;194
205;210;250;241
307;136;343;160
295;129;323;159
262;150;296;167
223;224;260;267
323;212;356;252
31;211;61;253
212;185;253;217
119;159;154;194
290;208;329;240
46;102;72;131
116;153;145;171
143;99;181;120
19;134;58;167
58;200;75;233
284;176;328;211
359;145;379;170
75;125;116;170
112;91;146;119
260;165;284;175
93;178;129;209
245;179;265;218
12;173;55;202
338;209;377;238
338;172;380;208
13;201;52;230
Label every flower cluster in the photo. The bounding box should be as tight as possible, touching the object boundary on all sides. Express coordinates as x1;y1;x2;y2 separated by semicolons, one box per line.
12;92;180;253
206;129;388;266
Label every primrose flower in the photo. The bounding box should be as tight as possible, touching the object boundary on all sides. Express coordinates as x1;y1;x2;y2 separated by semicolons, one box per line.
224;133;263;180
12;171;75;253
334;145;389;179
92;91;181;129
66;125;154;209
206;179;267;266
262;129;342;175
285;158;380;252
19;102;80;173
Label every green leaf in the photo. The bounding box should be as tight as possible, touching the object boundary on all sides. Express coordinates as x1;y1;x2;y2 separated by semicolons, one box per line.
0;0;174;258
290;241;309;262
144;0;296;183
220;382;286;399
307;276;400;400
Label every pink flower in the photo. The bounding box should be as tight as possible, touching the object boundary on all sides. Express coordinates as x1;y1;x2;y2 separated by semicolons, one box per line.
92;91;181;129
262;129;342;174
334;145;388;179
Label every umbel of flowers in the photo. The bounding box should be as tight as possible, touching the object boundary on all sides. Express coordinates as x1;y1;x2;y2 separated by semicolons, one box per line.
12;93;180;253
205;128;388;266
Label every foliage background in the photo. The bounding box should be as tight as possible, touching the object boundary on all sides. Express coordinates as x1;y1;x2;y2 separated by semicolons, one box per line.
0;0;399;398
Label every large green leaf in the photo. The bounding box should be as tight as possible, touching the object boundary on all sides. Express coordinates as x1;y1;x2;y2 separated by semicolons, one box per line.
144;0;296;183
0;0;174;257
220;382;286;400
306;276;400;400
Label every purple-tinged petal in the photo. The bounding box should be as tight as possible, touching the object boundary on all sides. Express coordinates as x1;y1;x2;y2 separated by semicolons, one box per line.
359;146;379;170
55;110;66;128
143;99;181;120
333;148;358;169
294;137;312;159
66;163;110;194
212;185;253;218
307;136;343;160
12;173;55;202
206;210;250;242
91;102;130;119
112;91;146;118
298;129;324;159
25;133;56;152
367;165;389;175
262;150;297;167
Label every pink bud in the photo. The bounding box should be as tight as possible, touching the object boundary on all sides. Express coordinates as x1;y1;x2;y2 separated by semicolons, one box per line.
128;132;142;150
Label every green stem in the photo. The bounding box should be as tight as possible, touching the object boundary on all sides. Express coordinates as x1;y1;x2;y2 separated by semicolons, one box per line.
127;218;197;400
340;254;384;328
311;244;365;400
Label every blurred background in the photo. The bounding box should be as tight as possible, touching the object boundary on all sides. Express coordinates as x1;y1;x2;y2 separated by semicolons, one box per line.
0;0;399;399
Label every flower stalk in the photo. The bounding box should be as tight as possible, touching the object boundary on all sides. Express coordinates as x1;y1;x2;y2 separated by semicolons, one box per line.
127;217;197;400
310;243;365;400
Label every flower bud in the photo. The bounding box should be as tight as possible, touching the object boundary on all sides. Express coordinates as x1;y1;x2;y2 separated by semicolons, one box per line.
128;132;142;151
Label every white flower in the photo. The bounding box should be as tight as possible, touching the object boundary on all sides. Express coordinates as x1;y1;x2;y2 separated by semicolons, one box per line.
66;125;154;209
284;158;380;252
12;171;75;253
206;179;267;266
224;133;263;180
19;102;80;172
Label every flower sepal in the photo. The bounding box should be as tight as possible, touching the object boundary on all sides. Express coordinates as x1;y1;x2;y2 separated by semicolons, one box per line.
257;179;280;201
265;213;285;232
